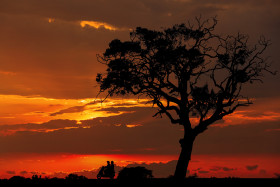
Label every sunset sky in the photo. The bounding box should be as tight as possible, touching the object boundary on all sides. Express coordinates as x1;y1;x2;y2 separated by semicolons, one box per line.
0;0;279;179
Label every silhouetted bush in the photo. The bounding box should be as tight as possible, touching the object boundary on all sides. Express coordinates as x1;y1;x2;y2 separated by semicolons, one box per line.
187;173;198;178
65;173;88;181
8;176;28;184
274;173;280;178
117;166;153;180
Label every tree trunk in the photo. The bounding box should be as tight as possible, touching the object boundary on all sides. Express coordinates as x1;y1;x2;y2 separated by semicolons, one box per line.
174;136;195;180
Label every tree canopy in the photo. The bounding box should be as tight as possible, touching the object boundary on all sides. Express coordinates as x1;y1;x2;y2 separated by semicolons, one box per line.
97;17;273;134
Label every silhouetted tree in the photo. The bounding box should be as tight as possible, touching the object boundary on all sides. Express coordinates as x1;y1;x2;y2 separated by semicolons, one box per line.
96;16;274;180
65;173;87;181
117;166;153;180
32;174;41;180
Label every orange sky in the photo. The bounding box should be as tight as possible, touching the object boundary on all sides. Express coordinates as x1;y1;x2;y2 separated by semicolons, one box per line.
0;0;279;179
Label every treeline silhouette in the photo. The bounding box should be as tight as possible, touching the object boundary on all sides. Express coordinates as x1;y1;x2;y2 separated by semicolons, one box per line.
0;171;279;186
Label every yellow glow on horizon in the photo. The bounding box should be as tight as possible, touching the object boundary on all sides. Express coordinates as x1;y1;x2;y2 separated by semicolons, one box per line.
49;97;150;122
52;109;134;122
0;94;150;128
1;94;280;135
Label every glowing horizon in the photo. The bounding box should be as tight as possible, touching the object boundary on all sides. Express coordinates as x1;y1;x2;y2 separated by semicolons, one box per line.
0;153;278;179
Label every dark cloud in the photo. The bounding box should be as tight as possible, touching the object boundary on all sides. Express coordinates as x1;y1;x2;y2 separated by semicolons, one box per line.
209;166;238;172
30;171;42;175
19;171;28;175
6;171;16;175
209;166;222;171
50;103;150;117
110;102;144;107
198;170;209;174
94;107;139;113
0;119;79;135
81;107;158;126
50;105;86;116
246;165;258;171
222;167;236;172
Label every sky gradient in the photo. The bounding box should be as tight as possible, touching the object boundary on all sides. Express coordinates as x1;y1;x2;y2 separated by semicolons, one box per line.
0;0;279;178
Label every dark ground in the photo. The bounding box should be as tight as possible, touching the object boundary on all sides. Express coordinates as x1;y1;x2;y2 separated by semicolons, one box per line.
0;178;279;186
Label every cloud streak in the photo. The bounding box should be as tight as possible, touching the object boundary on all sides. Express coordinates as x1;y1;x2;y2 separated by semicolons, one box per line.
80;20;131;31
246;165;258;171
